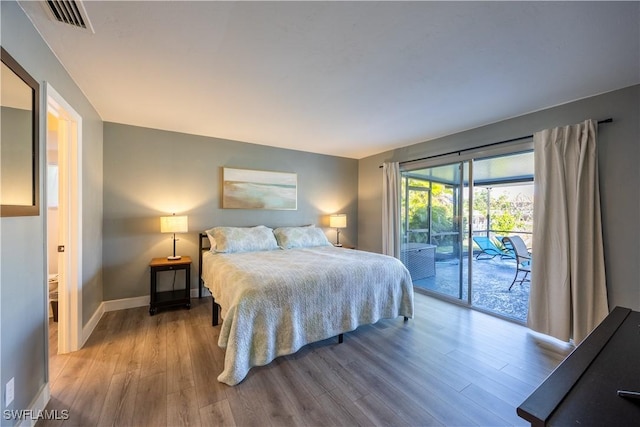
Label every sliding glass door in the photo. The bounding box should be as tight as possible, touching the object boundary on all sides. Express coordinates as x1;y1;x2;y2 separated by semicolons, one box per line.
401;162;468;301
400;149;534;322
470;153;534;321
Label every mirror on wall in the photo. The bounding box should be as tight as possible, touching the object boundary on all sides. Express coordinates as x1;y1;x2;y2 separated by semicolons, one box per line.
1;47;40;216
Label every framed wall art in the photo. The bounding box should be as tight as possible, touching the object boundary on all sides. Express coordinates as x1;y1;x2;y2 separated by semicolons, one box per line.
1;47;40;216
222;167;297;210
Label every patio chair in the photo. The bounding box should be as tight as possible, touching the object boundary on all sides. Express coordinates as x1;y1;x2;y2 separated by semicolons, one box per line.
472;236;514;260
501;236;531;291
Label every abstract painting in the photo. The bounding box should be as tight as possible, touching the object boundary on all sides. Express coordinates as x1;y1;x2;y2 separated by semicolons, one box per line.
222;167;297;210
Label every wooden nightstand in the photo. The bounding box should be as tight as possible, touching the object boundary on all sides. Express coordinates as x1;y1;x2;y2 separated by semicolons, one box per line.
149;256;192;315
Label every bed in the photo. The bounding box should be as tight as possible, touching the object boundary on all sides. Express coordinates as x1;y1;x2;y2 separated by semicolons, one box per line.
198;225;414;386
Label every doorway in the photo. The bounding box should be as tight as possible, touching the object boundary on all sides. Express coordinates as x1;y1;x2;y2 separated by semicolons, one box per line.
45;84;82;356
400;148;534;322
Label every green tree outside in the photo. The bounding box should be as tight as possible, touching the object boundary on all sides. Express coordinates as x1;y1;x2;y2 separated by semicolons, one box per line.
403;179;532;246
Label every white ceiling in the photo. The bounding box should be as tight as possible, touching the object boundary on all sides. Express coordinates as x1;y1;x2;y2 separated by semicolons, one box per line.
19;1;640;159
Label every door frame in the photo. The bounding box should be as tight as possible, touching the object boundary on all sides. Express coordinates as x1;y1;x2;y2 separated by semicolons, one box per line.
45;83;83;354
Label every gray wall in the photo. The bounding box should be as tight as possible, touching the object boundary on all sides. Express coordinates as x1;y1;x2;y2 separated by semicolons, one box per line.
0;1;103;423
103;123;358;300
358;85;640;311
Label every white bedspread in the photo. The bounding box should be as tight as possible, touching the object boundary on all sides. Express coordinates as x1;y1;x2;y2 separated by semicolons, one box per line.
201;246;414;385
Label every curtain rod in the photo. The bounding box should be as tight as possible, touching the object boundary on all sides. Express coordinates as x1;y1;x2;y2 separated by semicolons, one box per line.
379;118;613;168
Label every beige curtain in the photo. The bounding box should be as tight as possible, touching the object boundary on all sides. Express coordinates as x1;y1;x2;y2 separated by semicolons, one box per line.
529;119;609;344
382;162;401;258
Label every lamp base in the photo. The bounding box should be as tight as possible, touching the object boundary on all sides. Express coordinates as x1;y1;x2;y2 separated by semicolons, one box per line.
167;255;182;260
334;243;343;247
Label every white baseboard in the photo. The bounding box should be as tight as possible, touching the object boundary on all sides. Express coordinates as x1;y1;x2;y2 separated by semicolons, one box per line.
102;295;149;312
100;290;208;314
16;383;50;427
81;302;105;347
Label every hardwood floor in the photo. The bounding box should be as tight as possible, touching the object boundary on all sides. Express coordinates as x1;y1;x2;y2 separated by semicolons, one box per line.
40;294;572;426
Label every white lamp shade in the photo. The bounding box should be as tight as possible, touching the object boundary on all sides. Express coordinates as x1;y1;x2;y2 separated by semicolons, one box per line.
329;214;347;229
160;215;188;233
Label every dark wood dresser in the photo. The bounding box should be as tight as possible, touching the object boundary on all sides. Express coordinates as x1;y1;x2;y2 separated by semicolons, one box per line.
517;306;640;426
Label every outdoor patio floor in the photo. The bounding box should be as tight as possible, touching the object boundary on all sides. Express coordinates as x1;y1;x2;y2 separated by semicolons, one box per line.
412;255;530;322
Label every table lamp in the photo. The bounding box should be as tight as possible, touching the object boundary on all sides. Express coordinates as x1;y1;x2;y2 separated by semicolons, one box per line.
329;214;347;247
160;214;188;260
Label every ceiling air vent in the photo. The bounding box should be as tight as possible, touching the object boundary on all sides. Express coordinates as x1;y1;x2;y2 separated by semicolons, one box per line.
44;0;94;33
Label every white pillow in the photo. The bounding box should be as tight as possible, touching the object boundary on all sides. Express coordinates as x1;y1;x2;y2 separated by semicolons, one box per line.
205;229;217;251
211;225;279;253
273;225;332;249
